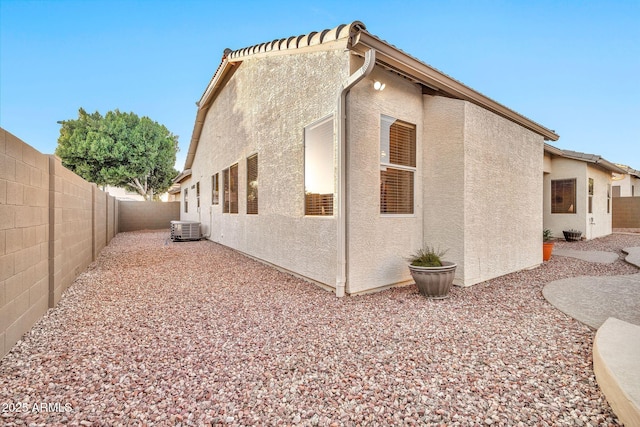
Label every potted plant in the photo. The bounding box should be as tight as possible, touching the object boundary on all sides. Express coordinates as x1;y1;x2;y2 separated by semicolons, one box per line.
407;246;457;299
563;229;582;242
543;229;554;261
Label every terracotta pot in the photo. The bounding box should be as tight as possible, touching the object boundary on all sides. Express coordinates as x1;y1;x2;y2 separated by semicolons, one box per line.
409;261;457;299
543;242;554;261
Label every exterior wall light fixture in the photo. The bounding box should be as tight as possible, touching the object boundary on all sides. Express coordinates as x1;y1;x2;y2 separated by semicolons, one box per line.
373;81;386;91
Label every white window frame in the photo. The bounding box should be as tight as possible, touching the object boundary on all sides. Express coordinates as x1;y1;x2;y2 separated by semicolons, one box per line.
380;114;416;217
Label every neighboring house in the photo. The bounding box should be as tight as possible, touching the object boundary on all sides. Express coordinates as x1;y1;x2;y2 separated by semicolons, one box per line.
543;144;626;240
167;183;181;202
104;185;173;202
175;21;559;296
104;185;146;201
612;164;640;197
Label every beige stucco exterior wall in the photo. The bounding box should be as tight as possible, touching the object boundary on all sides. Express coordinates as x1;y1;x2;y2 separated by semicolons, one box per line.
183;50;549;293
586;165;614;239
543;157;587;239
346;65;424;294
543;157;613;239
612;174;640;197
462;102;543;285
423;97;543;287
347;64;543;291
422;97;466;283
183;42;350;288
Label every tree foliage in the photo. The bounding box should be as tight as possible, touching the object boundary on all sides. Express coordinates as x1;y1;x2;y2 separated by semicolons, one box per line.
56;108;179;200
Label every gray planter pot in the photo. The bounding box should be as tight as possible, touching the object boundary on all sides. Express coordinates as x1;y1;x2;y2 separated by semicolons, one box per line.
563;230;582;242
409;261;457;299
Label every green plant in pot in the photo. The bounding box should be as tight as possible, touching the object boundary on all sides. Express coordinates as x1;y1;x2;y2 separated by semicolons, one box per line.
407;246;457;299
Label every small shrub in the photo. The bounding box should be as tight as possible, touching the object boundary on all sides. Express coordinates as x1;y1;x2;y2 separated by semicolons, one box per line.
408;246;447;267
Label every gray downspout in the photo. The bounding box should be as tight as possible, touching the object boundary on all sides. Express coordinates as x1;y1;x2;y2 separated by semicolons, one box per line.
335;48;376;297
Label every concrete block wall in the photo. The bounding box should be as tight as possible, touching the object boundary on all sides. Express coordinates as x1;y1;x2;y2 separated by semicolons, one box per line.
49;156;95;307
613;197;640;228
1;128;119;358
118;201;179;232
0;129;50;358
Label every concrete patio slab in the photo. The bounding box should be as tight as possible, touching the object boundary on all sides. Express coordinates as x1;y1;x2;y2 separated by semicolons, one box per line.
542;274;640;329
593;318;640;427
623;247;640;268
553;248;619;264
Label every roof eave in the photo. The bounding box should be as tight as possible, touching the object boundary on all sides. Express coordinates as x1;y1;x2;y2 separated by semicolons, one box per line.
173;169;192;184
350;32;559;142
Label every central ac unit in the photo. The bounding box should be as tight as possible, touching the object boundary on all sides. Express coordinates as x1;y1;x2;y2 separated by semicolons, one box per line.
170;221;201;241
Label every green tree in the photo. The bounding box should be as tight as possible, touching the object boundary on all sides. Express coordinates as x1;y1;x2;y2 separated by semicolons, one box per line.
56;108;179;200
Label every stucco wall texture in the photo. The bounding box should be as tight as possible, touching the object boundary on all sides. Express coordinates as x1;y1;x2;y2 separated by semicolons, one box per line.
184;48;548;293
184;43;351;288
0;128;120;359
543;157;613;240
612;174;640;197
423;97;543;287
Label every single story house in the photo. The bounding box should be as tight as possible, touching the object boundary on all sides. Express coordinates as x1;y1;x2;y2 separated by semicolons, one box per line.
612;164;640;197
543;144;626;240
175;21;559;296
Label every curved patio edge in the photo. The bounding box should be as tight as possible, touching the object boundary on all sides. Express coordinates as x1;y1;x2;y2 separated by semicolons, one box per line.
593;318;640;427
623;247;640;268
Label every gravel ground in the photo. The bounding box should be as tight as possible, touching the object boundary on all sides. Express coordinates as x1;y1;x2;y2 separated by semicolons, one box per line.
1;231;639;426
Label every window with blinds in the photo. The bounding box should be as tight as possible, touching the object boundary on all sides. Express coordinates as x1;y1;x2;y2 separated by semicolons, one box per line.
223;164;239;214
183;188;188;213
551;178;576;213
588;178;594;214
247;154;258;214
304;116;334;216
211;173;219;205
196;182;200;208
380;115;416;214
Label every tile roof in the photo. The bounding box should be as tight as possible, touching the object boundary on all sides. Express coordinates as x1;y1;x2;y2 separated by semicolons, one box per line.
184;21;560;171
545;144;626;174
226;22;360;61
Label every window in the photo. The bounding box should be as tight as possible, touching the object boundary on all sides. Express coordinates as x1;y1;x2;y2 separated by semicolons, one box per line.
196;182;200;208
223;164;238;214
588;178;594;214
380;115;416;214
247;154;258;214
304;116;334;216
183;188;188;213
211;173;219;205
607;184;611;214
551;179;576;214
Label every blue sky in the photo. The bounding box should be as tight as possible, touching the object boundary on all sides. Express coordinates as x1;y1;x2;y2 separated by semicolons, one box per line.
1;0;638;170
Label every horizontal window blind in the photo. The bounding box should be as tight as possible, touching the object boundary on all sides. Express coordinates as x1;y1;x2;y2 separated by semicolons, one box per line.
551;178;576;213
389;120;416;167
247;154;258;215
380;116;416;214
223;168;229;213
381;168;414;214
229;163;238;214
305;193;333;216
211;173;219;205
